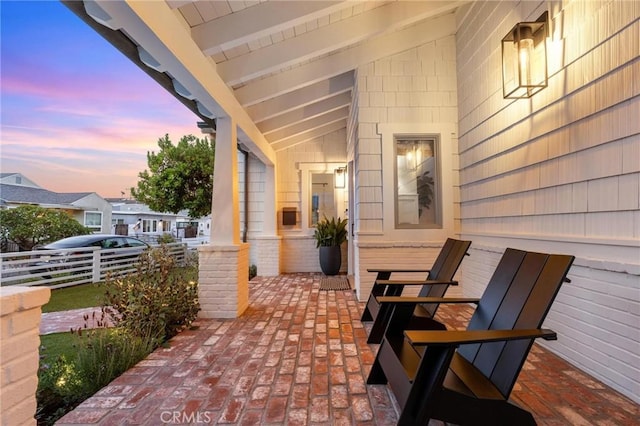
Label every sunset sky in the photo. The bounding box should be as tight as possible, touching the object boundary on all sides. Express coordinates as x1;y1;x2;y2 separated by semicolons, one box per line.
1;1;201;198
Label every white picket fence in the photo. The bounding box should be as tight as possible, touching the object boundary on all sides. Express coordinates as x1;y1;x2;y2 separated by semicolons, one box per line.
0;243;189;289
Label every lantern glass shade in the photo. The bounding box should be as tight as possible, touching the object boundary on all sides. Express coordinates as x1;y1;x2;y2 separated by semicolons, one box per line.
334;167;346;189
502;12;548;98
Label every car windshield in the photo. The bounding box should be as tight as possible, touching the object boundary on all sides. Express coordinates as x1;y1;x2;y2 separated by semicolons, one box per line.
44;235;98;249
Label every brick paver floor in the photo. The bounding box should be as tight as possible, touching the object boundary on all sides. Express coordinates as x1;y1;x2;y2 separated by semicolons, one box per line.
41;307;112;335
56;273;638;425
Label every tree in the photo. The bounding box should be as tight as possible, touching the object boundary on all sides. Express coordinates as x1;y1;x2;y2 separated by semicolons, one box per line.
0;205;92;251
131;134;215;218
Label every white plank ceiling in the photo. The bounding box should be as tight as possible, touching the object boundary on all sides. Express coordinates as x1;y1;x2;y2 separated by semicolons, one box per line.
77;1;466;159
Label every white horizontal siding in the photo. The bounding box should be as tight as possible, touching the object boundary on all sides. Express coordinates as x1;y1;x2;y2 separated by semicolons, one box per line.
456;0;639;403
275;128;347;227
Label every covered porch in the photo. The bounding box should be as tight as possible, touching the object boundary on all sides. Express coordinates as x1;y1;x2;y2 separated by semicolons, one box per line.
55;274;638;425
58;0;639;411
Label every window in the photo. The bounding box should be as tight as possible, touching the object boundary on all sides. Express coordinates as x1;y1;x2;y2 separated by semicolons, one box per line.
101;237;122;249
125;238;147;248
380;123;453;237
394;136;441;228
84;211;102;232
310;172;337;226
142;219;157;233
298;163;348;234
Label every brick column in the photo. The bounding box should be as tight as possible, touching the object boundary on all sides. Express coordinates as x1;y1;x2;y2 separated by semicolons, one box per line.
0;286;51;426
199;116;248;318
198;243;249;318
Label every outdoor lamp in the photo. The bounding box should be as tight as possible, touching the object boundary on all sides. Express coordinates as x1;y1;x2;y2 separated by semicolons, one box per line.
404;143;421;171
334;167;346;189
502;11;548;98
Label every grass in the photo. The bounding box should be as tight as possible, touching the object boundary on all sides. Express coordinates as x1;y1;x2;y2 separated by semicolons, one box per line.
40;284;108;366
42;283;106;313
39;332;79;363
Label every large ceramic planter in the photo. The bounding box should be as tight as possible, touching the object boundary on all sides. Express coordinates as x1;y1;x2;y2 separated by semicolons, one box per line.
319;246;341;276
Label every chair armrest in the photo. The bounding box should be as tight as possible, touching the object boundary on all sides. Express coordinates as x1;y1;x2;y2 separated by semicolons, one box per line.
377;296;479;304
375;279;458;286
405;329;557;346
367;268;431;273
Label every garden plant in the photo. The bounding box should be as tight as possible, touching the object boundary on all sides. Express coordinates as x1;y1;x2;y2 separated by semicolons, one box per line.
36;245;199;425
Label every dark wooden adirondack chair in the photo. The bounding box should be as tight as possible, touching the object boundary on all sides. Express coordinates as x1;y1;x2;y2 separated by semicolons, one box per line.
367;248;574;425
361;238;471;343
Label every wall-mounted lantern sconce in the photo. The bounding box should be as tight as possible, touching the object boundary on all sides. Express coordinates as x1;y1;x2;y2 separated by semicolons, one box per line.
334;167;346;189
403;143;423;171
502;11;549;99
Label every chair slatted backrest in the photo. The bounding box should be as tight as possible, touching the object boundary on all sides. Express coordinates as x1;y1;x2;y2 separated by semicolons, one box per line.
458;249;574;398
418;238;472;316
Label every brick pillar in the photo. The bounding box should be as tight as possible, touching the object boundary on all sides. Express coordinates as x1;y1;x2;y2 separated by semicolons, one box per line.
0;286;51;426
198;116;249;318
198;244;249;318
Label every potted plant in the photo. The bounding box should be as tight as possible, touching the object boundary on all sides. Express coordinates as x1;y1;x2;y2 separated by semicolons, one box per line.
313;216;348;275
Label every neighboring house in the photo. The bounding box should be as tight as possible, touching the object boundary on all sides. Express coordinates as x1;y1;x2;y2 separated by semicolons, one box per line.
0;173;40;188
107;198;209;240
64;1;639;405
0;173;112;233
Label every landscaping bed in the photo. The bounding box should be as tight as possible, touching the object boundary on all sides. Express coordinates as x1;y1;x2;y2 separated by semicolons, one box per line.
36;246;199;425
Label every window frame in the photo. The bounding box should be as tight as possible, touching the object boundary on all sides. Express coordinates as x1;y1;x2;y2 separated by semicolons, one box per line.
142;219;158;233
393;135;442;229
378;123;455;240
298;162;348;235
84;211;102;232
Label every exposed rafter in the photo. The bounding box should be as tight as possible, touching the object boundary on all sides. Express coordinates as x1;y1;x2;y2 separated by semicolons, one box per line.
246;72;353;123
258;92;352;135
266;107;349;144
272;120;347;152
218;1;458;86
235;12;457;106
192;1;347;56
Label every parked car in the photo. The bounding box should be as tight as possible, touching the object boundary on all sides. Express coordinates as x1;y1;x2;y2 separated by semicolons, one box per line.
41;234;149;251
33;234;150;272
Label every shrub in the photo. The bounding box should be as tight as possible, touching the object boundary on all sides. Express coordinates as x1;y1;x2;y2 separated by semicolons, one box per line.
36;246;199;425
249;264;257;280
36;250;199;425
0;205;91;251
36;320;155;426
73;323;155;395
104;245;200;342
157;233;175;244
36;356;84;425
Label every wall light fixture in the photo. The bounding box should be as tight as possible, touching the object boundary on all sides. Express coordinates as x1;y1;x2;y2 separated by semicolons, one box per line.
502;11;549;99
334;167;346;189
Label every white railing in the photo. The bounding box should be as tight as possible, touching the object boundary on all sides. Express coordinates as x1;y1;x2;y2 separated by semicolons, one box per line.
0;243;189;289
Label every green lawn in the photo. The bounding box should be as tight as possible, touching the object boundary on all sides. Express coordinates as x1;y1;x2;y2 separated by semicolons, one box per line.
39;332;78;363
42;283;106;313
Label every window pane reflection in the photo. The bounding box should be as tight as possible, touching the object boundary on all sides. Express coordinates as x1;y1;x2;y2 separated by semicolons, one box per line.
395;137;440;228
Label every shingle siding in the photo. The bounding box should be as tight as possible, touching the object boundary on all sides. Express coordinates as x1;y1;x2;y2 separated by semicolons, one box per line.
456;0;639;403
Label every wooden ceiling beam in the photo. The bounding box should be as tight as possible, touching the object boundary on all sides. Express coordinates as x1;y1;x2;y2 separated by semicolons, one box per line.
235;12;456;106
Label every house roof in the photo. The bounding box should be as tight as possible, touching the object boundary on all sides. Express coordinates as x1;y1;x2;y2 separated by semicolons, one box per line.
62;1;466;165
0;184;92;207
